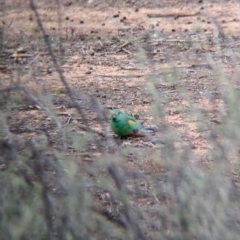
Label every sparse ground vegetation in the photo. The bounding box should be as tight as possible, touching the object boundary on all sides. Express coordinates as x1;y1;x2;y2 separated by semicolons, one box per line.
1;0;240;239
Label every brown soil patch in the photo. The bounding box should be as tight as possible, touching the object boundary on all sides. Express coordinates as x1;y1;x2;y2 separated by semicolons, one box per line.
1;0;238;179
1;0;240;236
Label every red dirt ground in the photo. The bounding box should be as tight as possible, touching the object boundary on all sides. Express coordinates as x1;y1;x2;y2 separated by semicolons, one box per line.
1;0;240;235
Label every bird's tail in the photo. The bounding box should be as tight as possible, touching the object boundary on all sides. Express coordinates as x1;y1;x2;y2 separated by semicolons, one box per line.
137;126;166;145
137;126;158;136
142;126;158;132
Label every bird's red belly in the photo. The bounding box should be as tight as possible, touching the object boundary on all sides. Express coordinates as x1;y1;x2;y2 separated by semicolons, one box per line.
130;131;139;137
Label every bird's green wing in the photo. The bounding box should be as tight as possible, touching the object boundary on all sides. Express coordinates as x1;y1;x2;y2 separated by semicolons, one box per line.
125;115;142;131
110;109;142;136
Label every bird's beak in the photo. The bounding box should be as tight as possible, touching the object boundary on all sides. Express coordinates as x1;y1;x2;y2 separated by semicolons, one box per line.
110;111;117;120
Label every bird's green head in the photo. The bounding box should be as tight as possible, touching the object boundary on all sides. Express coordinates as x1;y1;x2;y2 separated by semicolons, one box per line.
110;109;123;122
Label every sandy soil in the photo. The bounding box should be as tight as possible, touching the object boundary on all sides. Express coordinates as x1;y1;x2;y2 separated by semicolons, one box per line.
1;0;240;234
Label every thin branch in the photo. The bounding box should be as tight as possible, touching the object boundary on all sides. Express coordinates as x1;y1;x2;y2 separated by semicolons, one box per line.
147;12;200;18
29;0;91;131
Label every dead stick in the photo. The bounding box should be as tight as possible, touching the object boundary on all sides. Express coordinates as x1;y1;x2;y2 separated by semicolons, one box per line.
147;12;200;18
118;40;131;50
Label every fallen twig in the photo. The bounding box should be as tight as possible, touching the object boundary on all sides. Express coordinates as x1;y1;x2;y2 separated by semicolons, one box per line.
121;48;132;55
95;72;169;78
120;65;140;70
77;124;107;138
26;53;40;67
62;116;72;127
95;64;211;78
118;40;132;50
150;39;207;46
147;12;200;18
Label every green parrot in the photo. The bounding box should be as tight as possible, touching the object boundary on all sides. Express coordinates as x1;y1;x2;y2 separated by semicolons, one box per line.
109;109;157;137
